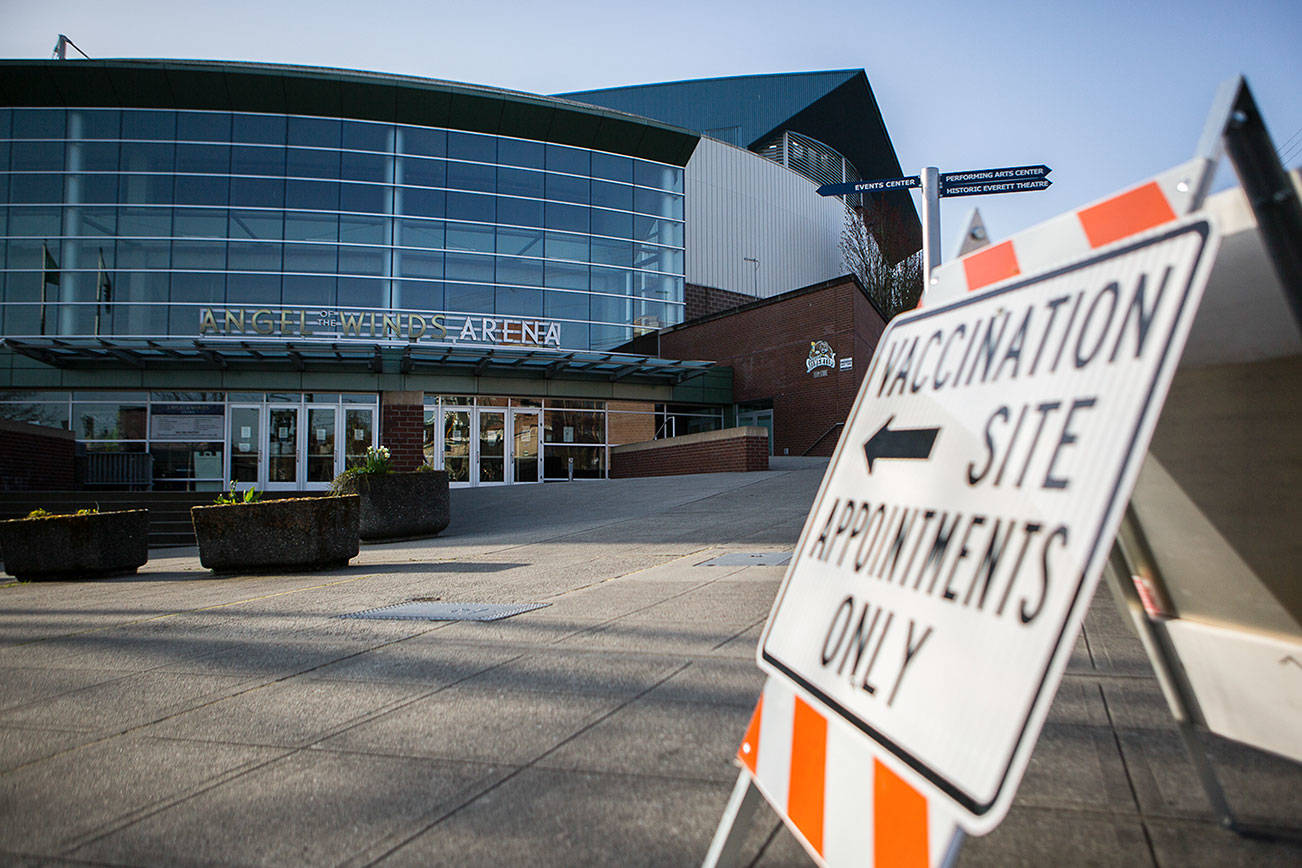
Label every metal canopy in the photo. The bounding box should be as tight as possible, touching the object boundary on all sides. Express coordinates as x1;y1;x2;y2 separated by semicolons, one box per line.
0;336;715;385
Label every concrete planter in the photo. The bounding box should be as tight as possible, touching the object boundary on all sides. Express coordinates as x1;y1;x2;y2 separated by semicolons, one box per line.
331;471;450;542
0;509;149;580
191;495;360;573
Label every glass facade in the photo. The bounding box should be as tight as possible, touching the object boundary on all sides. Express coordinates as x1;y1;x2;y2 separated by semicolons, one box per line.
0;107;686;351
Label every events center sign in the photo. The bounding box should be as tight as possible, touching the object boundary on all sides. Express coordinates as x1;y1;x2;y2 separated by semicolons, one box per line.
759;219;1218;830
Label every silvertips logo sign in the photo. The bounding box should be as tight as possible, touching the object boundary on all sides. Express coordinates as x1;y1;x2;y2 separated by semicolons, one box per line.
806;340;836;373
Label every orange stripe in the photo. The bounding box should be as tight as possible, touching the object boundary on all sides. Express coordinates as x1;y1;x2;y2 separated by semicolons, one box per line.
961;240;1020;292
1077;182;1176;248
737;695;763;774
873;759;929;867
788;697;828;856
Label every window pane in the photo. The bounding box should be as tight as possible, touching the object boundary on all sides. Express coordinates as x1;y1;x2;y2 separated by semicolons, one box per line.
545;172;589;204
396;250;443;279
395;279;443;312
545;144;588;175
12;141;65;171
397;186;445;217
283;274;337;307
498;138;544;168
175;143;230;173
339;214;387;245
447;131;495;162
230;145;286;176
338;276;384;308
341;151;389;182
544;202;587;233
174;175;229;206
445;223;494;252
495;256;542;286
339;182;390;214
399;156;445;188
446;191;494;223
7;205;62;236
177;111;231;143
545;262;588;291
496;196;543;227
72;402;148;439
633;187;683;219
635;160;684;192
398;126;445;157
229;209;283;240
590;208;632;239
288;116;340;148
229;177;284;208
284;212;338;242
173;209;227;237
495;285;543;316
496;227;542;256
590;237;632;267
117;208;171;237
447;161;495;192
634;215;684;247
396;218;443;249
69;141;119;171
285;179;338;210
445;282;493;312
287;147;340;179
227;272;281;304
121;110;175;141
283;243;337;273
444;252;494;282
66;173;119;204
338;244;387;276
497;167;544;198
9;174;64;204
591;152;633;182
544;409;604;444
12;109;65;139
118;173;173;204
227;241;282;271
342;121;391;153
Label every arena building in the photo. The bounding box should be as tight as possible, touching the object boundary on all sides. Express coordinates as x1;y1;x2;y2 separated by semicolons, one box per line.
0;60;915;491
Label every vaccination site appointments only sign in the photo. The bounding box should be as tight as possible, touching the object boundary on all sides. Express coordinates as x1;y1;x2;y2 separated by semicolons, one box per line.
758;216;1220;833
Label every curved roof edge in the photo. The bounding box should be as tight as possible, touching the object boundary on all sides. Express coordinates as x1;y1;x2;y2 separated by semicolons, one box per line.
0;59;700;165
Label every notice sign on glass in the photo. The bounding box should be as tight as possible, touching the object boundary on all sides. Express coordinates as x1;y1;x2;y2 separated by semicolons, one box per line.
759;218;1219;832
150;404;224;440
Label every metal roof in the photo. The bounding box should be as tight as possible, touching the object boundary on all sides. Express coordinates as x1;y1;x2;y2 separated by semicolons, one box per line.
0;59;700;165
0;336;715;385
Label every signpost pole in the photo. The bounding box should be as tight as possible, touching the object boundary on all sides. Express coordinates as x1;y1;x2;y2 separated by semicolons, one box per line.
921;167;941;282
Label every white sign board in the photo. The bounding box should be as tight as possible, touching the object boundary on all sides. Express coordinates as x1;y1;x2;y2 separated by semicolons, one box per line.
759;218;1219;833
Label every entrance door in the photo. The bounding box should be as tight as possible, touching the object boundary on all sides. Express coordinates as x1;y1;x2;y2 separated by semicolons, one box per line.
266;405;300;489
477;409;506;485
229;405;261;490
305;406;338;488
511;410;540;483
442;406;472;484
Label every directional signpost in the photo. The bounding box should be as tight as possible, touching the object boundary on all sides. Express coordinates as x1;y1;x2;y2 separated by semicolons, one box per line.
817;163;1054;279
758;216;1220;833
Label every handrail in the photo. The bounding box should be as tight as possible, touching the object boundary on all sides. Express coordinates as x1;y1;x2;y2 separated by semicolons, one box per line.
801;421;844;456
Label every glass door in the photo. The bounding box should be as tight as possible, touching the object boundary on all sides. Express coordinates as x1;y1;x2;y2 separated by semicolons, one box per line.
478;409;506;485
305;406;338;488
343;406;375;471
511;410;540;483
266;405;299;489
443;407;471;484
229;405;261;490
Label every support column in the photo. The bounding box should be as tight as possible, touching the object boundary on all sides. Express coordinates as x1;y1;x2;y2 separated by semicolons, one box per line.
380;391;426;471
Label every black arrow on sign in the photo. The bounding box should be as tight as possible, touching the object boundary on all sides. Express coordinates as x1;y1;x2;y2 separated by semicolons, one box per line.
863;416;940;473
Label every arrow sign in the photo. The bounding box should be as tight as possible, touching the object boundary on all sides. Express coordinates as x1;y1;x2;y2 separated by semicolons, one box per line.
863;416;939;472
818;175;921;197
941;178;1053;198
940;164;1051;185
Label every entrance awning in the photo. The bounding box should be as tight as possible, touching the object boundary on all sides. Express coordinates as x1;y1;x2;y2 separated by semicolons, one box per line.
0;336;715;385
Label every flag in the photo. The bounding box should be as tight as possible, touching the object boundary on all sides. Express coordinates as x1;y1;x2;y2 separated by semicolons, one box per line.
97;249;112;313
42;243;60;286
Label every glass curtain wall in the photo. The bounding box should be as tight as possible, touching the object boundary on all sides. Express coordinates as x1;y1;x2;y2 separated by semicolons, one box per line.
0;107;686;350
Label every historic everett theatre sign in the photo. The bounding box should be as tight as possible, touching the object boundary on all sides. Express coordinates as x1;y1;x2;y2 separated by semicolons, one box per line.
199;306;563;348
759;217;1219;832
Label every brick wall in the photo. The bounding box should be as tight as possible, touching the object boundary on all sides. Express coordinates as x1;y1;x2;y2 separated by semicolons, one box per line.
0;420;75;491
610;427;769;478
380;391;426;471
656;276;888;457
607;400;657;446
685;283;757;320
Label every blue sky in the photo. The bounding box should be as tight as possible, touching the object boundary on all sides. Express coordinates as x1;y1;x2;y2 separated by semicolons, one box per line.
4;0;1299;257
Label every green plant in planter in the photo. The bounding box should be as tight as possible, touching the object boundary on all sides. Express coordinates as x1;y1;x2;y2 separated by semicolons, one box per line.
25;507;99;518
330;445;392;493
215;480;262;504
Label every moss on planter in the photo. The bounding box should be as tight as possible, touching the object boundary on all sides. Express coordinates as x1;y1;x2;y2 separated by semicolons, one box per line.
331;470;450;542
0;509;149;581
191;495;360;573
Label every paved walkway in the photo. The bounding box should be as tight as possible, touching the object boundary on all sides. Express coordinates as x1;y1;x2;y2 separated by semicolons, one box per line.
1;461;1298;866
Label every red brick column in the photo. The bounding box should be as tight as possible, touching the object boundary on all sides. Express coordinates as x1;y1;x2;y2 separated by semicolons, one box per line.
380;391;426;471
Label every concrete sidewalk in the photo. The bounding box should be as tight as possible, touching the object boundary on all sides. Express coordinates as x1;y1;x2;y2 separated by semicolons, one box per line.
1;462;1298;866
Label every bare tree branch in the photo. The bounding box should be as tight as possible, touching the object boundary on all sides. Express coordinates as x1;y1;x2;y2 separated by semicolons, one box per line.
840;203;922;319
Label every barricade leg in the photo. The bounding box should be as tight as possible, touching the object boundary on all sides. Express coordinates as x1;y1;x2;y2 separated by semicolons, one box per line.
702;770;764;868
